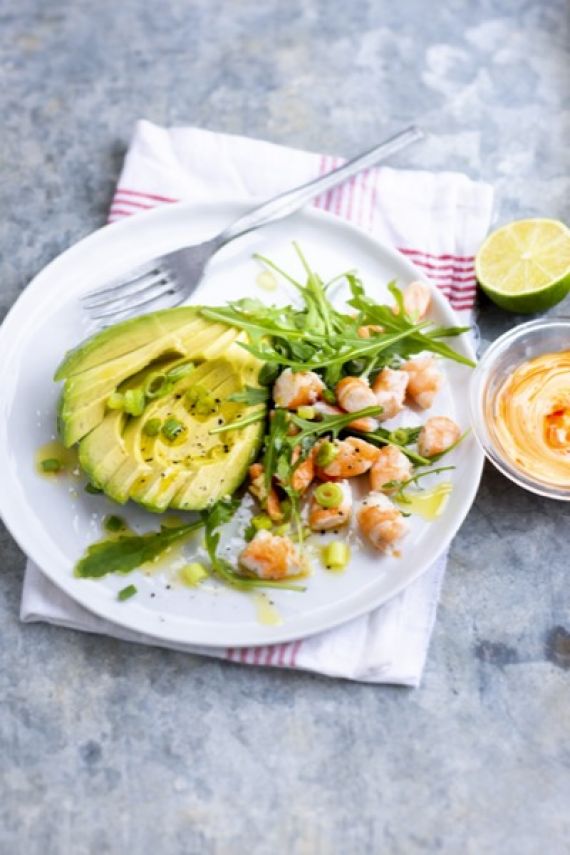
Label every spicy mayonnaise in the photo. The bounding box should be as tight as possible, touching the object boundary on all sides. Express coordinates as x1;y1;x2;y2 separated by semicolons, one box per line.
491;351;570;487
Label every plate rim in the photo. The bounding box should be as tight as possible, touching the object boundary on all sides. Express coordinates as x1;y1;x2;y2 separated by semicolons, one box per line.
0;200;483;647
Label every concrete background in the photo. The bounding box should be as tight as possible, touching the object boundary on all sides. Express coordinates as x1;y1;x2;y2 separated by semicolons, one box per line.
1;1;569;852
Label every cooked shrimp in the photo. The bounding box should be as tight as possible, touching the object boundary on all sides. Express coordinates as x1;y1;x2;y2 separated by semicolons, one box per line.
371;367;409;421
417;416;461;458
248;463;283;521
316;437;379;479
239;530;303;580
357;493;408;551
336;376;378;413
357;324;385;339
308;480;353;531
313;400;379;433
369;445;413;493
273;368;324;409
393;280;432;321
289;446;315;494
402;356;443;409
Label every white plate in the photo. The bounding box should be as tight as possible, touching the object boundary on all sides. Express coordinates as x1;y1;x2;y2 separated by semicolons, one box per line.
0;201;483;647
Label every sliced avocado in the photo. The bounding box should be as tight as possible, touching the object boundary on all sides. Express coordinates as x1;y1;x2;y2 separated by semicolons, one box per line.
57;307;267;513
58;314;245;447
55;307;200;380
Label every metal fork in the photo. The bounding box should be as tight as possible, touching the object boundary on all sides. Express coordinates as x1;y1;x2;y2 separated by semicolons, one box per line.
83;126;424;323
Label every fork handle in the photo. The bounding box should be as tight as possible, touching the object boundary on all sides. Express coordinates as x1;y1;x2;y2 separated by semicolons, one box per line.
216;126;424;246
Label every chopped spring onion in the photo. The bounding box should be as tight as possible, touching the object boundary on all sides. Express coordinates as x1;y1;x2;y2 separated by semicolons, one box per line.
117;584;137;601
273;523;291;536
104;514;126;533
314;482;344;509
297;405;316;420
252;513;273;532
40;457;62;473
143;418;162;437
144;373;168;399
316;440;338;468
322;541;350;571
167;362;195;382
162;417;186;441
124;389;146;416
179;562;208;587
185;385;218;416
106;392;125;410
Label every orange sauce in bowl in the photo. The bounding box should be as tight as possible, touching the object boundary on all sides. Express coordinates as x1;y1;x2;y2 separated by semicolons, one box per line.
492;351;570;487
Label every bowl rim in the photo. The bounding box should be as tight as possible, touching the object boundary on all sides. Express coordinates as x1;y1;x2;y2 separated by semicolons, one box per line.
469;317;570;501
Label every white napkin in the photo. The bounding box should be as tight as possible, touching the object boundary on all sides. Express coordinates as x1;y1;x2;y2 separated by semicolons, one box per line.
21;120;494;685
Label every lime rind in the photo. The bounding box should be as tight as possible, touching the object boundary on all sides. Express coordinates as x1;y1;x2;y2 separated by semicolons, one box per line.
476;218;570;313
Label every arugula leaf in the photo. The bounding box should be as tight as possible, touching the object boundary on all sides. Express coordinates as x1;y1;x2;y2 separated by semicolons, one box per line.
75;521;203;578
228;386;270;405
347;289;475;367
425;430;470;462
354;429;431;467
209;409;266;435
387;426;423;446
384;466;456;501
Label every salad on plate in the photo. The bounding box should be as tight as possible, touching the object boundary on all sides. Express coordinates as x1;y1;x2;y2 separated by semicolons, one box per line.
44;244;472;601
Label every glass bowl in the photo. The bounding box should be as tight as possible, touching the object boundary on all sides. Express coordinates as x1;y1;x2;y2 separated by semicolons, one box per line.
470;318;570;500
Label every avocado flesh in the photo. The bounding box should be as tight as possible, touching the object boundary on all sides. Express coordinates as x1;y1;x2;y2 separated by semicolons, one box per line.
100;359;263;511
59;314;248;447
58;307;266;512
55;307;201;380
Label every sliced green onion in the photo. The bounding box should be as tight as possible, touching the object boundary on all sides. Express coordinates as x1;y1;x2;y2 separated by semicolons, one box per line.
314;482;343;509
124;388;146;416
251;513;273;532
273;523;291;536
185;385;218;416
143;418;162;437
104;514;126;533
179;562;208;587
117;584;137;601
316;440;338;468
166;362;195;382
41;457;62;473
162;417;186;441
322;541;350;571
144;373;168;399
106;392;125;410
297;405;316;420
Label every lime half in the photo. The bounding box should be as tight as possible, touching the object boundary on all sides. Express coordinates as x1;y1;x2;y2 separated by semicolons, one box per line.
476;218;570;313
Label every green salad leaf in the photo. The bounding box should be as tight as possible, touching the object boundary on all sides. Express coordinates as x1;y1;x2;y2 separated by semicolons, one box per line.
75;521;203;579
228;386;270;405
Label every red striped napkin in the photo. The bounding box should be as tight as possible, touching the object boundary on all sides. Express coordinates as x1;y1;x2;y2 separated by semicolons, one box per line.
21;121;493;685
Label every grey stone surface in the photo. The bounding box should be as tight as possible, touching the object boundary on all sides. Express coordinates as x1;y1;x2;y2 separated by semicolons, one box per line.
1;0;569;852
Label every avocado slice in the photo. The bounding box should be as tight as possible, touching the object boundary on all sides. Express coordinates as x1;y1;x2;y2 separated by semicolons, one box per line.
57;308;266;512
58;310;251;447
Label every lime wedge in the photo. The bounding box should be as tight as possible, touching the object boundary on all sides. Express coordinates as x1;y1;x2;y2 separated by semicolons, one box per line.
476;218;570;313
